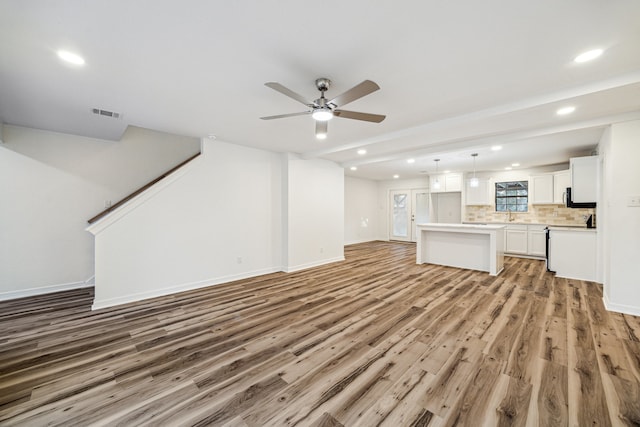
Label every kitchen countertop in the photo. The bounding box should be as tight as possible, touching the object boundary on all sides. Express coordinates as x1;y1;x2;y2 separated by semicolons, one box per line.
419;223;505;230
547;226;597;232
463;221;590;228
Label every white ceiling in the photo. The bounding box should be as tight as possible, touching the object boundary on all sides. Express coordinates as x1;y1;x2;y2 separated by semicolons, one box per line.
1;1;639;180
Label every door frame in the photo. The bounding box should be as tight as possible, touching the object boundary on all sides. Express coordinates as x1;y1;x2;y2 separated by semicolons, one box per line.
389;188;429;242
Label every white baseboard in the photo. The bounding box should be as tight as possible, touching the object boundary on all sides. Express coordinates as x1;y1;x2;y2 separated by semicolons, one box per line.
91;266;281;311
344;238;376;246
603;292;640;316
0;279;94;301
283;256;345;273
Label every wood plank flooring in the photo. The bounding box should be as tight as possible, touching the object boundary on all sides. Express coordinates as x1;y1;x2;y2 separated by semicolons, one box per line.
1;241;639;426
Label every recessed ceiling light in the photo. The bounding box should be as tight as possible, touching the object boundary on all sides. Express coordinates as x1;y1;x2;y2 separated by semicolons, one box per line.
505;167;512;170
511;163;520;167
57;50;85;65
574;49;603;63
357;149;367;155
407;158;415;164
556;106;576;115
443;170;450;174
393;174;399;179
350;166;357;171
491;145;502;151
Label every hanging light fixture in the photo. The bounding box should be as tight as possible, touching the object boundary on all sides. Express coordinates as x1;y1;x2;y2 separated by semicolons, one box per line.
432;159;441;190
470;153;479;187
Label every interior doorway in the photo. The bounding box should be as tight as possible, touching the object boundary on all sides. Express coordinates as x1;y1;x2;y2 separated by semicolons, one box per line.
389;188;429;242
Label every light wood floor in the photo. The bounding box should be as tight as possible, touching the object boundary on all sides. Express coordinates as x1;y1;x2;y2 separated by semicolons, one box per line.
1;241;639;426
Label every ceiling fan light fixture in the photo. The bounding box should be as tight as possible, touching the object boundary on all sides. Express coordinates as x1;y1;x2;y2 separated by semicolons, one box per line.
316;132;327;140
312;107;333;121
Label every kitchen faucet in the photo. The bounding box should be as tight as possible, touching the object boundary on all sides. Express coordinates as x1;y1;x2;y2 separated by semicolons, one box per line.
506;210;515;222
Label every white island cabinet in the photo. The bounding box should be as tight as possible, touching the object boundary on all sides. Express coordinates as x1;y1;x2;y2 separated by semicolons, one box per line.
416;223;505;276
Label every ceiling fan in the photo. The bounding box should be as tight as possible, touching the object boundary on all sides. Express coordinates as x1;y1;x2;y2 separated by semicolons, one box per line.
260;78;386;139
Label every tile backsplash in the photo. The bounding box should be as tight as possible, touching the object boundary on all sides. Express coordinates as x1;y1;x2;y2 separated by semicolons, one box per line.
465;204;595;226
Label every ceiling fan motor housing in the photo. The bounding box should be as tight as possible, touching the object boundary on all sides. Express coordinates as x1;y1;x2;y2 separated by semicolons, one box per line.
315;78;331;92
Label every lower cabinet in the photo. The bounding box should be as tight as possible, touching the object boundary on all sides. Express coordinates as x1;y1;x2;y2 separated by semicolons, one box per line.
502;224;547;258
527;225;547;257
548;229;596;281
505;225;528;254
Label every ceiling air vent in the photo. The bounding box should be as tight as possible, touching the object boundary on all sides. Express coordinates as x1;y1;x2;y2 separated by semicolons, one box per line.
91;108;121;119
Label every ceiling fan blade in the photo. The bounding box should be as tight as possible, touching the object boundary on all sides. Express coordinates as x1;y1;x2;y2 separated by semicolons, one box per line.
265;82;313;106
328;80;380;107
334;110;386;123
315;120;328;138
260;111;311;120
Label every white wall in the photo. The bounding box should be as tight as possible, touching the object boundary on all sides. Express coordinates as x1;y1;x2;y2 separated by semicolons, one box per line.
376;178;429;240
599;120;640;316
285;156;344;271
90;139;283;309
0;125;199;300
90;142;345;309
433;193;462;223
344;176;378;244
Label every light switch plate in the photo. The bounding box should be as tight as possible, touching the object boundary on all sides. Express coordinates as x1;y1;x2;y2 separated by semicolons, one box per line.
628;196;640;207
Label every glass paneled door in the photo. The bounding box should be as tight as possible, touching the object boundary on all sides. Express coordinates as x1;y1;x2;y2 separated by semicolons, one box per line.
390;189;429;242
390;190;411;241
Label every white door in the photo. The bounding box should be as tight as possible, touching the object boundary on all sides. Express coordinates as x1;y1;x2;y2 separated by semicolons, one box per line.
411;189;430;242
390;189;429;242
390;190;411;241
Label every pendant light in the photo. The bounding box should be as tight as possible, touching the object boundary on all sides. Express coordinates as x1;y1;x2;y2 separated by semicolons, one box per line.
470;153;479;188
432;159;441;190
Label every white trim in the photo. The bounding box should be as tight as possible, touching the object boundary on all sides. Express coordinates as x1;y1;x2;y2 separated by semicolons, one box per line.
91;266;280;310
0;280;93;301
344;238;376;246
283;256;345;273
86;156;201;235
603;293;640;317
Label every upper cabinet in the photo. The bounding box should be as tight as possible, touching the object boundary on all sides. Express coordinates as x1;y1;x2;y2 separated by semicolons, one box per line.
465;178;491;205
530;174;554;204
570;156;598;203
553;170;570;204
430;173;462;193
530;169;571;205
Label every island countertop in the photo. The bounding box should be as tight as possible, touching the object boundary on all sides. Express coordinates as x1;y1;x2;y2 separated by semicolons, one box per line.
418;223;506;230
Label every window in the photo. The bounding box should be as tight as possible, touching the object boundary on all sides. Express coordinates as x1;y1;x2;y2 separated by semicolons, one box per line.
495;181;528;212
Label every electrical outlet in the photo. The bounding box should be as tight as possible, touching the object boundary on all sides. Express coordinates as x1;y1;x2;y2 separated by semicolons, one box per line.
104;200;112;208
628;196;640;207
320;247;324;253
237;257;242;264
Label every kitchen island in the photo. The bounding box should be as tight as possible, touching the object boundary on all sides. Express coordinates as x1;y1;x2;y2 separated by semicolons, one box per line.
416;223;506;275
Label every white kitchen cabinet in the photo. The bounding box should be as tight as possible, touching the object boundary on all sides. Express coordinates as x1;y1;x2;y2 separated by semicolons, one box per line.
553;170;570;204
530;174;554;204
484;223;547;258
547;227;596;281
505;225;528;254
527;224;547;257
465;178;491;205
570;156;598;203
445;174;462;192
430;173;462;193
